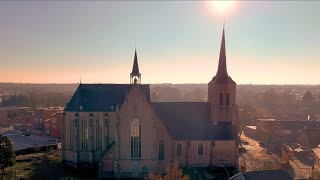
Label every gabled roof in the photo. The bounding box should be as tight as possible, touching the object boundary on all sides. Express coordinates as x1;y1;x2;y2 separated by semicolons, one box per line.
153;102;214;140
64;84;150;112
152;102;237;140
243;170;293;180
214;122;237;140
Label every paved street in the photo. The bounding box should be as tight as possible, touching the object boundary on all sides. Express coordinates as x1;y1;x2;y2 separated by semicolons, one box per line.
241;134;318;179
3;129;54;150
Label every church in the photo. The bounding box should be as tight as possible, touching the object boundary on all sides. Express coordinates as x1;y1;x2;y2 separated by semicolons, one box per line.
61;28;239;178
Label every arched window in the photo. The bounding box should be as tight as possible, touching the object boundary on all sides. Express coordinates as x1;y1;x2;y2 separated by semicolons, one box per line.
226;93;230;106
96;118;102;150
219;93;223;106
81;117;88;150
198;143;204;156
176;143;182;157
158;140;165;160
131;119;141;159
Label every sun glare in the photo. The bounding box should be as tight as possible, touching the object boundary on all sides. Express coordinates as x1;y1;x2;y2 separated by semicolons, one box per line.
207;1;236;14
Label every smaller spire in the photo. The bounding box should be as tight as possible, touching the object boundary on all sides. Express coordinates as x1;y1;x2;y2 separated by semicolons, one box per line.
130;49;141;77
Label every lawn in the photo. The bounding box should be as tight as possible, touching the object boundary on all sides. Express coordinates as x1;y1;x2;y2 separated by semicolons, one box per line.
1;150;98;180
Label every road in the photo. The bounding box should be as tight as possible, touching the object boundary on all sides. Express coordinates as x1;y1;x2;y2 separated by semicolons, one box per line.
241;134;316;179
3;130;55;150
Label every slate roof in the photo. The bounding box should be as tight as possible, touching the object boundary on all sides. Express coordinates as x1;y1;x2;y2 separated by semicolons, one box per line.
153;102;213;140
152;102;237;140
243;170;293;180
65;84;237;141
211;75;236;84
214;122;238;140
130;50;141;77
64;84;150;112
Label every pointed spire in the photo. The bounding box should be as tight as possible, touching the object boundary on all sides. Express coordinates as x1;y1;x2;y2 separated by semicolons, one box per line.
131;49;141;77
216;27;228;77
211;26;235;84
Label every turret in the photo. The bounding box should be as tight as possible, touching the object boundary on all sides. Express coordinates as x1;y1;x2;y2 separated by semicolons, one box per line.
130;49;141;84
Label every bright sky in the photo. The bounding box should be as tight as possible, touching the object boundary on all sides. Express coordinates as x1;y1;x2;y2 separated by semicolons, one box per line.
0;1;320;84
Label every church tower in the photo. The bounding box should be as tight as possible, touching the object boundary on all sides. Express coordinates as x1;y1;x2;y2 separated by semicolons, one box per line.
208;27;237;126
130;49;141;84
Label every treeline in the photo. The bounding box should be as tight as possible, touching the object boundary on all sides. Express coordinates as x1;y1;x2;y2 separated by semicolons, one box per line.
151;84;320;119
0;83;78;108
1;83;320;119
2;94;29;106
2;92;73;108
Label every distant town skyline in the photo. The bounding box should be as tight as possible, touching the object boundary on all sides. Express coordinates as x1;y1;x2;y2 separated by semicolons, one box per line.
0;1;320;84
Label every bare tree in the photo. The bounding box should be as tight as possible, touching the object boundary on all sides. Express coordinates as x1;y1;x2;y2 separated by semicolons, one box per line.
238;104;271;140
238;104;256;140
145;162;189;180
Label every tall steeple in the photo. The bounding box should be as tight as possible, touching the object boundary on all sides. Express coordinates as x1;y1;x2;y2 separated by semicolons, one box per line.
216;28;228;77
211;27;235;84
130;49;141;84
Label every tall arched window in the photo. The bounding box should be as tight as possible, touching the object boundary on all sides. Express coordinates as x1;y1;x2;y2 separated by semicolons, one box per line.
198;143;204;156
176;143;182;157
96;118;102;150
158;140;165;160
226;93;230;106
131;119;141;159
81;117;88;150
219;93;223;106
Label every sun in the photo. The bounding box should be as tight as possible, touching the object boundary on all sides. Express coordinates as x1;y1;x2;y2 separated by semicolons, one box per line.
207;1;236;14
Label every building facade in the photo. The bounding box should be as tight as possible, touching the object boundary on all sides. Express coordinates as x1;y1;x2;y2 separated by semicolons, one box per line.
44;111;63;138
34;107;64;131
62;28;239;178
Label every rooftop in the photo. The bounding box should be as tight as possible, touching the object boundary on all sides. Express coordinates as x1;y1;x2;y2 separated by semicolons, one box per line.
65;84;150;112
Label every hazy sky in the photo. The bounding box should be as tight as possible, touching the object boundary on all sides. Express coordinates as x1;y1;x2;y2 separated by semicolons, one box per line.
0;1;320;84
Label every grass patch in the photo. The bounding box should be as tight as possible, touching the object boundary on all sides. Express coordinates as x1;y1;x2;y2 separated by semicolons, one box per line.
1;150;99;180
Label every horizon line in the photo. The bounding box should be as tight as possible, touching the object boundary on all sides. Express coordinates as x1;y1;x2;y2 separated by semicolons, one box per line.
0;82;319;86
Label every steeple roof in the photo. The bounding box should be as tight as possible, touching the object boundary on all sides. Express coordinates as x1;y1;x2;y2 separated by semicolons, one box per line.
217;28;228;77
211;27;235;84
130;49;141;77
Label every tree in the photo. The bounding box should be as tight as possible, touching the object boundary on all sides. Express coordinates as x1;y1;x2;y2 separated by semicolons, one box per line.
238;104;256;140
146;162;189;180
238;104;271;140
303;91;314;104
0;134;15;174
309;168;320;180
264;120;280;153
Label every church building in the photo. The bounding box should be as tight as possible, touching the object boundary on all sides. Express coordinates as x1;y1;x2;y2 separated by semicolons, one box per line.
62;28;239;178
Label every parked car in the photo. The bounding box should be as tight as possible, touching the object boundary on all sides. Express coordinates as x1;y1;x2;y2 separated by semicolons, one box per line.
22;133;30;136
48;139;56;143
